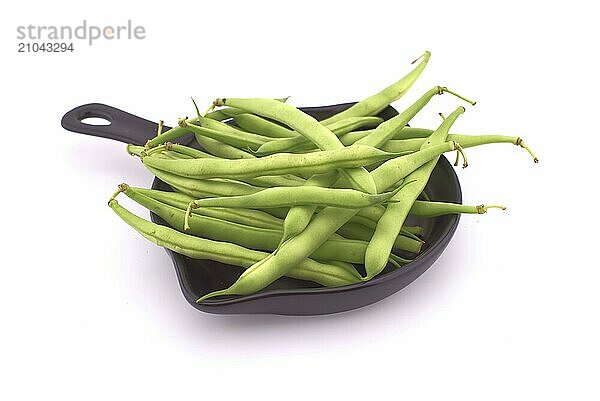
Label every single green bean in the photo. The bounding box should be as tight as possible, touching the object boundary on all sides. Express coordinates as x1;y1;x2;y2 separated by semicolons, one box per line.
319;51;431;125
204;97;289;121
141;145;401;180
409;200;506;217
381;134;538;162
109;198;360;287
186;186;400;217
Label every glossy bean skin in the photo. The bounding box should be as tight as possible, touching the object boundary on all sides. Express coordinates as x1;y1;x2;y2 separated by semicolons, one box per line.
141;145;399;180
109;199;361;287
319;51;431;125
121;186;395;264
364;106;465;279
189;185;400;210
214;97;377;194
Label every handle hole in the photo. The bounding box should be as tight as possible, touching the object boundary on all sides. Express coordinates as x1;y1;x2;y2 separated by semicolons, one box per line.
81;117;111;126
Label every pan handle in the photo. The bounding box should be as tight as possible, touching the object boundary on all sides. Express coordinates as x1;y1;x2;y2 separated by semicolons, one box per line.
60;103;197;147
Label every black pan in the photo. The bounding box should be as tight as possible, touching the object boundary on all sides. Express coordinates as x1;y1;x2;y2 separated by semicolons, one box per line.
61;102;461;315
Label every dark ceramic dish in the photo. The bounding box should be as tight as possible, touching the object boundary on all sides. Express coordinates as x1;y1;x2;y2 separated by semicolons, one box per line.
62;102;461;315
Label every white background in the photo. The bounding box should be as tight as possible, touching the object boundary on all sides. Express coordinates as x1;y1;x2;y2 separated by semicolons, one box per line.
1;0;598;399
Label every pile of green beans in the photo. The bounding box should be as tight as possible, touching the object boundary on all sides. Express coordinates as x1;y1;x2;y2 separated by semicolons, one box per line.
109;51;538;302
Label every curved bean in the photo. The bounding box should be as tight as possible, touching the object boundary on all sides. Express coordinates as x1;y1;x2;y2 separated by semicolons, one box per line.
319;51;431;125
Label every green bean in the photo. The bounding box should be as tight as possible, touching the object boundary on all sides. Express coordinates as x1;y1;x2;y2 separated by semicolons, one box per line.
336;223;423;254
145;118;201;149
213;97;377;194
179;118;269;150
370;141;460;193
365;106;466;279
255;116;383;155
281;172;339;245
203;96;290;121
134;187;425;248
193;134;255;159
339;128;538;162
129;187;284;230
354;86;475;149
271;88;471;243
146;166;262;198
233;113;297;138
339;127;424;145
196;141;451;300
319;51;431;125
409;200;506;217
109;198;361;287
403;225;424;236
204;109;235;121
141;145;401;180
118;185;403;264
185;186;401;221
381;134;539;162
